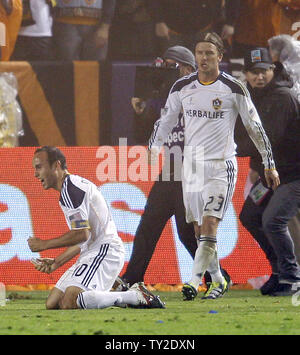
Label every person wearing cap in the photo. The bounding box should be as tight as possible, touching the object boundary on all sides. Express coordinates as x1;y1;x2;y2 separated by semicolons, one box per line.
149;32;279;301
236;47;300;296
113;45;231;292
131;45;196;121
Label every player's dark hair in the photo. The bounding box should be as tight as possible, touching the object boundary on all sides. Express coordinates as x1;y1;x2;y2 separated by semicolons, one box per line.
194;32;225;54
34;146;67;170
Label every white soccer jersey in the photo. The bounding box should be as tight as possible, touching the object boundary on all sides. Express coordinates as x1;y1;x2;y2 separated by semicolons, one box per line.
149;71;275;169
59;174;122;256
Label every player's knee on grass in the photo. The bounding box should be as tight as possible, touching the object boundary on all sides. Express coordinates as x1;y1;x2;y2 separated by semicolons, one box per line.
46;287;64;310
59;286;84;309
46;297;60;310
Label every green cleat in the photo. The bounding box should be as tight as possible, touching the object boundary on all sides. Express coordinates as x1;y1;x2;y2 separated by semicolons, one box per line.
202;279;228;299
182;283;198;301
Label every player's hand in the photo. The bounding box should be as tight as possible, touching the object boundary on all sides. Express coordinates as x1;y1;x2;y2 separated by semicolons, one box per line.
31;258;55;274
27;237;46;252
147;147;160;166
264;169;280;190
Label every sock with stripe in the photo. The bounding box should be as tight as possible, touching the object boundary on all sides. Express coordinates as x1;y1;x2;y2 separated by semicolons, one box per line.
77;290;139;309
189;235;217;290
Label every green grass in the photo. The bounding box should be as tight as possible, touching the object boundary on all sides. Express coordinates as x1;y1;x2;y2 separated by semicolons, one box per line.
0;289;300;335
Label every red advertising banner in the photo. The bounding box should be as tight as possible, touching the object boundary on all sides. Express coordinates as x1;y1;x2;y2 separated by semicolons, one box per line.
0;147;271;287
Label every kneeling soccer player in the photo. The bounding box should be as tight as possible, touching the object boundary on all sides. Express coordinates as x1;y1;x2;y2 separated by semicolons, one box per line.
28;146;165;310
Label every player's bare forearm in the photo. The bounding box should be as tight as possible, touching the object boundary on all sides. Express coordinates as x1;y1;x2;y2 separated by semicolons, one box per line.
27;229;89;252
31;245;80;273
45;229;89;250
53;245;81;269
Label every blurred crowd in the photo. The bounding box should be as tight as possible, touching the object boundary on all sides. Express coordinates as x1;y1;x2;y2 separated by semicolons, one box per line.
0;0;299;63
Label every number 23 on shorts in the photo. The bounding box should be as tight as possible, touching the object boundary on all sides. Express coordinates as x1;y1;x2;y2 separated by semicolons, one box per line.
204;195;225;212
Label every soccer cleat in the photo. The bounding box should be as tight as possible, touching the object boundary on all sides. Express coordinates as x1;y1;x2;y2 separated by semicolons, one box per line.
202;279;228;299
111;276;130;292
221;268;233;288
129;282;165;309
279;272;300;285
260;274;279;295
182;283;198;301
269;283;294;297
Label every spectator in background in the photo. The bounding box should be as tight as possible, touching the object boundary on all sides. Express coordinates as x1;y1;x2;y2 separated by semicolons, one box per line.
52;0;115;61
268;34;300;102
12;0;54;61
233;0;300;59
145;0;240;60
132;46;196;144
0;0;22;61
237;48;300;296
109;0;156;61
268;33;300;267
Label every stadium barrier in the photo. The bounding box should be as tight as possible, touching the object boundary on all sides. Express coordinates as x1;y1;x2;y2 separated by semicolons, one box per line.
0;61;102;146
0;147;271;290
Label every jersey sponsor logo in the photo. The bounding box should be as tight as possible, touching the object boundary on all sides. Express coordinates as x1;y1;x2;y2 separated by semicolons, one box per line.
185;109;225;119
212;98;222;111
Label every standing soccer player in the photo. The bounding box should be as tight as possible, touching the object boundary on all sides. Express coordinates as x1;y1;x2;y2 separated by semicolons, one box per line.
28;146;165;309
148;32;280;300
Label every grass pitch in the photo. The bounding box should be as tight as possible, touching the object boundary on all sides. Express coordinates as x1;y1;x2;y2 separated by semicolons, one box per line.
0;289;300;335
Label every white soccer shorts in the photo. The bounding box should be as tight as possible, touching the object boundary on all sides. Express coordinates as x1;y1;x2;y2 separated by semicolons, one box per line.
182;157;237;225
55;241;125;293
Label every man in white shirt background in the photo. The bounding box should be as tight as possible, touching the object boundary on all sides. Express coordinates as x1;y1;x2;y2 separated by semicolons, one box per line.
12;0;53;61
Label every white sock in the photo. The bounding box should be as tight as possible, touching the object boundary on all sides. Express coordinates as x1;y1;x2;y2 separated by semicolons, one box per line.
207;248;224;284
190;235;216;289
77;290;139;309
